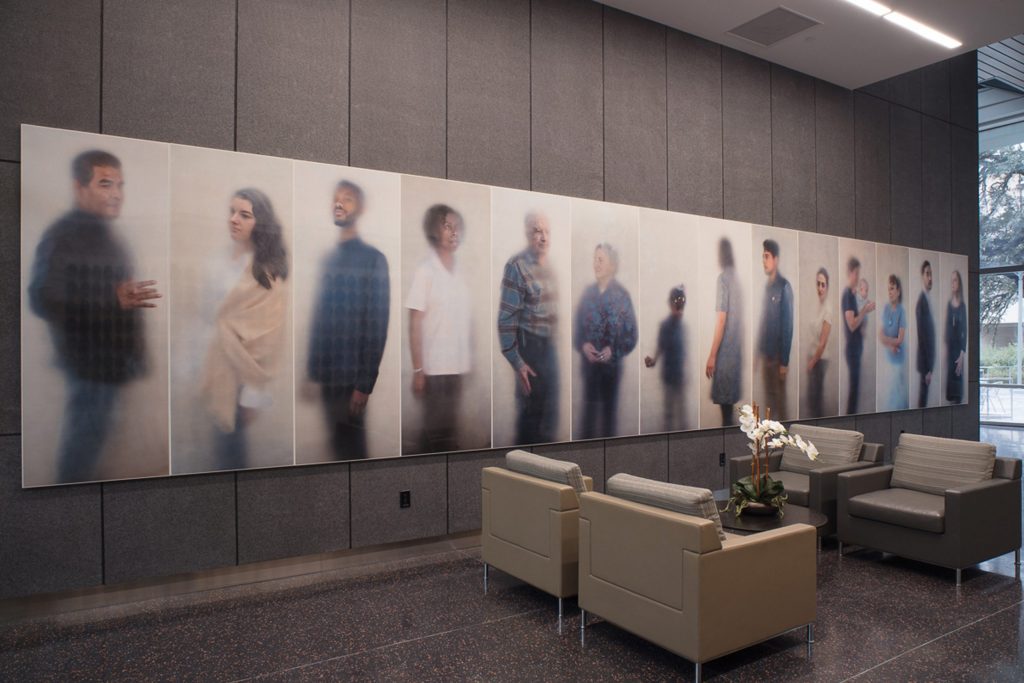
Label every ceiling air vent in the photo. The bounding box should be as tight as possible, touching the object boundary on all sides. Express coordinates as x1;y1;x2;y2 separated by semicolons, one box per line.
727;7;821;47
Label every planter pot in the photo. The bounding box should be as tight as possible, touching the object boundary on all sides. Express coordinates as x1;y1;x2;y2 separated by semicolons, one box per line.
742;501;780;516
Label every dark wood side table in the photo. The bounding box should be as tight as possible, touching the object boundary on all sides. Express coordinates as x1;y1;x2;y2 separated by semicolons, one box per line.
713;489;829;551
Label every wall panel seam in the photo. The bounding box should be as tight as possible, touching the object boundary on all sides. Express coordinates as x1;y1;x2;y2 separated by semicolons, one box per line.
233;0;239;152
99;0;105;134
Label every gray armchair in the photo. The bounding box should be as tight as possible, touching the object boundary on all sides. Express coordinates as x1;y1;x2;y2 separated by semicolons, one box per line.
836;434;1022;585
729;424;884;536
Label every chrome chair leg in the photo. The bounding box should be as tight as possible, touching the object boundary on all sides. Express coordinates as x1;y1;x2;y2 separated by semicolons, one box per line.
838;541;843;556
558;597;563;619
956;568;962;586
807;623;815;644
1016;548;1021;567
483;562;489;594
694;661;702;683
579;608;587;632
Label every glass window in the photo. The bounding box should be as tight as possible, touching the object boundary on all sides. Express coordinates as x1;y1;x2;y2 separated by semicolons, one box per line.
980;143;1024;270
981;272;1024;423
981;137;1024;425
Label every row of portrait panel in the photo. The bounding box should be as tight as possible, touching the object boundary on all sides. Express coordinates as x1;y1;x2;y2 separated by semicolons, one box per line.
20;126;969;487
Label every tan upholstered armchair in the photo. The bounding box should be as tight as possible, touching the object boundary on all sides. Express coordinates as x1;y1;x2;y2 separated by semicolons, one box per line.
578;488;816;682
837;433;1022;585
729;424;884;536
481;451;593;618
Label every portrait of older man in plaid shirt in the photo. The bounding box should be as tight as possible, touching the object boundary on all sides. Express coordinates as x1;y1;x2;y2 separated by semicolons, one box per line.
497;212;560;445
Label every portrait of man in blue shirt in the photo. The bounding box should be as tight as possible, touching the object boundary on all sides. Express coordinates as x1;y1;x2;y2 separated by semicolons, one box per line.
756;239;793;420
305;180;390;459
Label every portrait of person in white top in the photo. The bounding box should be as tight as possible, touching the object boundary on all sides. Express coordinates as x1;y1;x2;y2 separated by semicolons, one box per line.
798;231;839;419
805;267;833;418
406;204;473;453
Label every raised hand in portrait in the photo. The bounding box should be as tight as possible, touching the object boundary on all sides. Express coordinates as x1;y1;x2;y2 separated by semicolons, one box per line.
116;279;161;309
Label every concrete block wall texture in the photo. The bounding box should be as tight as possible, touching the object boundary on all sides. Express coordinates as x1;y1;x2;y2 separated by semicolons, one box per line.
0;0;980;599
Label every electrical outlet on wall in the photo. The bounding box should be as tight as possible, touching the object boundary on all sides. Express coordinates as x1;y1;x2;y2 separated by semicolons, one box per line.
399;490;411;508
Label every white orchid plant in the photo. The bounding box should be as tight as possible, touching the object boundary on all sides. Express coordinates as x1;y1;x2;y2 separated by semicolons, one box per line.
725;403;819;517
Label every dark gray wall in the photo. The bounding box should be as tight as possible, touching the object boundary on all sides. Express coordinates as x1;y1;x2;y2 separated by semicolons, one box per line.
0;0;980;599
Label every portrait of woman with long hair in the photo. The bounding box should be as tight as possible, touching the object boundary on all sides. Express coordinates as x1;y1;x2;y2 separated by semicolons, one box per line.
199;188;289;470
945;269;967;404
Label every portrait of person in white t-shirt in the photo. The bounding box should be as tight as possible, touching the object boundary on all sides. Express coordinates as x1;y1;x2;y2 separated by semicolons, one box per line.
406;204;472;453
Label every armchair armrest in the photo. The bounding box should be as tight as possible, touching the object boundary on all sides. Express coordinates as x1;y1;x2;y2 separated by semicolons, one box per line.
699;525;816;652
859;442;885;464
838;465;893;501
994;457;1022;481
942;475;1024;532
946;477;1022;561
583;475;594;492
808;461;878;510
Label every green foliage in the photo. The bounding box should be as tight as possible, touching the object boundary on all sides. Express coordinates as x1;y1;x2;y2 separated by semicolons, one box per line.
981;342;1018;369
980;144;1024;327
723;474;788;517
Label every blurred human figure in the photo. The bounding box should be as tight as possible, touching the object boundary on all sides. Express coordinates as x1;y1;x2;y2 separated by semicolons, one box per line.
915;260;936;408
705;238;742;426
756;239;793;420
575;243;637;439
29;150;161;483
945;270;967;404
200;188;289;470
879;274;908;411
842;257;875;414
857;278;870;311
805;268;832;418
407;204;471;452
306;180;390;460
498;212;559;445
645;285;687;432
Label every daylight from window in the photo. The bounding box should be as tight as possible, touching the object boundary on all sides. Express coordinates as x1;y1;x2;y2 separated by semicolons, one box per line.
980;142;1024;424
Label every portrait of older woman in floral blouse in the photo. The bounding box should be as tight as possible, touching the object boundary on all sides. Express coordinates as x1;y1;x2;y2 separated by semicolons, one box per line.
574;243;638;439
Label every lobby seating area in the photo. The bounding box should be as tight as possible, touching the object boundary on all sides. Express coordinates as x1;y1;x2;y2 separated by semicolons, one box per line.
1;514;1021;681
3;431;1022;681
2;423;1021;681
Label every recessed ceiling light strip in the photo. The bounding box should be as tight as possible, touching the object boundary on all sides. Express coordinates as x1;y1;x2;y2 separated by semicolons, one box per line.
839;0;963;49
883;12;962;49
841;0;891;17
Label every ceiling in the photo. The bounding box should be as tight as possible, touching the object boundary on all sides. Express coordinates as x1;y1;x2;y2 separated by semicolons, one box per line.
599;0;1024;90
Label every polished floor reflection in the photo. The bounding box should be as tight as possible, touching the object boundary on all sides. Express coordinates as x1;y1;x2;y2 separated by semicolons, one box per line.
1;531;1022;682
982;425;1024;458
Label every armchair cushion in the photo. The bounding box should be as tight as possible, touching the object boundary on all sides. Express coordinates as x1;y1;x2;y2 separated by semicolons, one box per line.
848;487;946;533
781;424;863;474
890;434;996;496
606;473;727;541
506;449;587;494
770;470;809;506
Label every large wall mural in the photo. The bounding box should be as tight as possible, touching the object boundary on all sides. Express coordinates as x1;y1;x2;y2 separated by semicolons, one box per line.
19;125;970;487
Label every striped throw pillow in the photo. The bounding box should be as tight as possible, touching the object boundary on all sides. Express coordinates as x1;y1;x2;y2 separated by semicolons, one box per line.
780;424;864;474
505;450;587;494
606;473;726;541
891;434;995;496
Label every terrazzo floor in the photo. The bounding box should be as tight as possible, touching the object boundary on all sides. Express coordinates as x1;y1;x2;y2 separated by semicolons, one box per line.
0;534;1022;682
